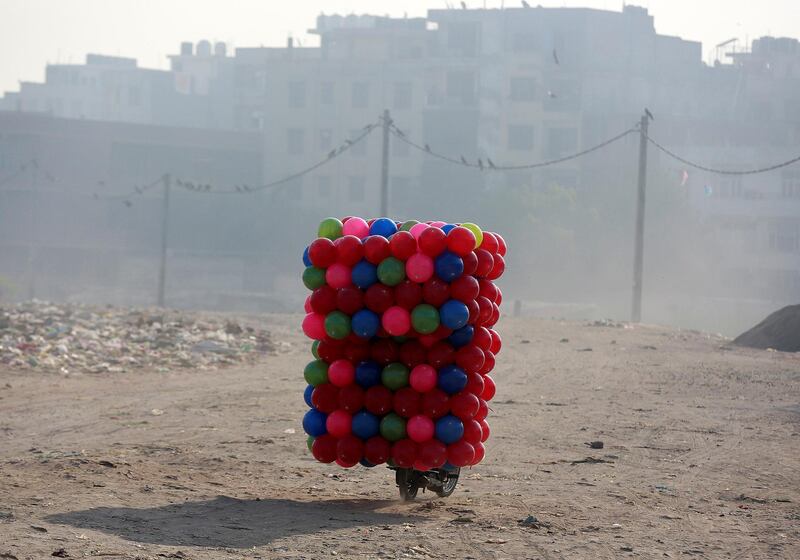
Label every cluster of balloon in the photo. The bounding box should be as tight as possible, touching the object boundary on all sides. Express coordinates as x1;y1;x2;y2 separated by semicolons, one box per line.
302;216;506;471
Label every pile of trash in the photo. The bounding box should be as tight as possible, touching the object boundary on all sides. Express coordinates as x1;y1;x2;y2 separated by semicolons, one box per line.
0;301;276;374
733;304;800;353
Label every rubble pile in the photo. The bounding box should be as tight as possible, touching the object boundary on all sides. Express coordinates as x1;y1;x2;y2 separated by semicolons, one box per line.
733;304;800;353
0;301;275;373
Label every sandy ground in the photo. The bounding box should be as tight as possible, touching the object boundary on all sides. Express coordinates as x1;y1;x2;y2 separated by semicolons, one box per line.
1;314;799;560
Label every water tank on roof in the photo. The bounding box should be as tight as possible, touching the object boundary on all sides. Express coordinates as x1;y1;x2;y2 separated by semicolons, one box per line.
180;42;193;56
214;42;227;57
196;40;211;56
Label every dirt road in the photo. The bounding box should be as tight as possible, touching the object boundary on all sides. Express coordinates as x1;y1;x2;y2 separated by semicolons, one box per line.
1;315;799;559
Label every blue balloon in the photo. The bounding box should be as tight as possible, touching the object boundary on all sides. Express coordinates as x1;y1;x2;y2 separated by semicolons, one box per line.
370;217;398;238
303;384;314;407
441;224;456;234
302;246;312;267
351;259;378;289
442;461;458;472
302;409;328;437
438;364;468;394
440;299;469;330
359;458;377;468
435;415;464;445
355;361;382;388
435;251;464;282
448;325;474;348
351;411;380;439
352;309;380;339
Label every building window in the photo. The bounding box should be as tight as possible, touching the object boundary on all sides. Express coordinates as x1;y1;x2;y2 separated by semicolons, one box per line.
782;171;800;198
508;125;535;151
352;82;369;108
768;221;800;253
393;82;412;110
319;129;333;151
287;128;305;155
715;177;743;198
446;71;476;105
547;128;578;158
510;77;536;102
512;32;537;53
288;80;306;108
349;129;367;156
447;22;479;57
317;176;332;198
320;81;334;105
349;176;366;201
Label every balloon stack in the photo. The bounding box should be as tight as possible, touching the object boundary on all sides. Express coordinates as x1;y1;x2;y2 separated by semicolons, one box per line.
301;217;506;471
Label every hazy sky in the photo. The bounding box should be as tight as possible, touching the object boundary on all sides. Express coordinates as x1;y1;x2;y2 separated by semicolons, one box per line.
0;0;795;94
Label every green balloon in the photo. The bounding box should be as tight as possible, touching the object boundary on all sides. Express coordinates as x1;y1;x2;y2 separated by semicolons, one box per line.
411;304;440;334
377;257;405;286
307;435;315;452
400;220;419;232
461;222;483;249
311;340;320;360
324;311;351;340
302;266;326;290
381;362;409;390
380;413;407;442
304;359;329;386
318;217;343;240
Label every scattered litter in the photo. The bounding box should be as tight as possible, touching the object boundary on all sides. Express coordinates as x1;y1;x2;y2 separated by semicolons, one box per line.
571;457;614;465
283;428;296;434
51;549;69;558
519;515;551;529
151;409;164;416
31;525;48;532
585;441;604;449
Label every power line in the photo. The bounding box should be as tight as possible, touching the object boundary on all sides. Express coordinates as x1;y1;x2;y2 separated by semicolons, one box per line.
389;123;638;171
173;122;379;195
645;133;800;176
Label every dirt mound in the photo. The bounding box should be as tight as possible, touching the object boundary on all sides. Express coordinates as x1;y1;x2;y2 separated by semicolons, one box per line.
733;304;800;352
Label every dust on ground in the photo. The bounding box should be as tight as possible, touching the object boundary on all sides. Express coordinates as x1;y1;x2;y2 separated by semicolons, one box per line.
1;313;799;559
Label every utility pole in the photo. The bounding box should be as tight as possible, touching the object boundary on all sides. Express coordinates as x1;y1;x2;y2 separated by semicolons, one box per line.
631;111;651;323
157;173;171;307
380;109;390;216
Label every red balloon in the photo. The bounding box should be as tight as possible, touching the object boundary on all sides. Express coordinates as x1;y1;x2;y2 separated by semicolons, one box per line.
471;441;486;465
418;227;447;257
326;410;352;437
364;283;394;313
479;351;495;375
391;439;418;468
310;285;337;314
343;341;371;364
409;364;437;392
487;253;505;280
393;387;421;418
472;326;492;352
394;280;423;310
450;391;480;420
478;279;498;303
311;383;340;413
487;303;500;327
339;384;365;413
476;296;493;325
465;371;485;397
370;338;399;365
418;439;447;468
335;235;364;266
479;419;490;442
337;435;364;465
363;235;391;264
455;345;485;373
474;249;494;277
462;251;478;277
466;299;480;325
462;419;483;445
382;306;411;336
335;457;358;468
335;287;364;315
482;375;496;401
304;296;312;313
389;230;417;261
446;226;476;257
421;389;450;419
328;359;355;387
364;436;391;465
495;287;503;306
479;231;499;254
422;278;450;307
316;340;344;363
494;233;507;256
489;330;502;354
427;341;455;369
475;398;489;421
447;440;475;467
364;385;393;415
311;434;338;463
450;275;479;303
407;414;435;443
308;238;337;268
399;340;427;368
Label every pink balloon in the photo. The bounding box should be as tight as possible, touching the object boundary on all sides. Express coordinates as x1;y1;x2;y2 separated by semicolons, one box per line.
382;306;411;336
407;415;435;443
342;216;369;239
409;364;437;392
304;296;313;313
430;221;446;228
326;410;352;438
328;359;355;387
302;312;326;340
410;223;429;240
326;263;352;289
406;253;434;283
